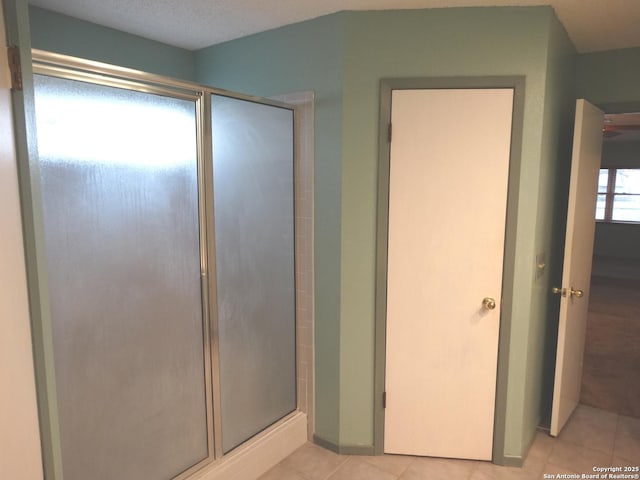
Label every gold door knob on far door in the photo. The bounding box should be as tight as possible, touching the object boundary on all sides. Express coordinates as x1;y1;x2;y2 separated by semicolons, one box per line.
570;288;584;298
552;287;583;298
482;297;496;310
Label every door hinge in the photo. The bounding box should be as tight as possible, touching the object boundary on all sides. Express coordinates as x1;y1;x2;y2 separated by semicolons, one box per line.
382;391;386;409
7;46;23;91
387;123;392;143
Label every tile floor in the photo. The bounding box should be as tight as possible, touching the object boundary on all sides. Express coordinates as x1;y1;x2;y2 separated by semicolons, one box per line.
259;405;639;480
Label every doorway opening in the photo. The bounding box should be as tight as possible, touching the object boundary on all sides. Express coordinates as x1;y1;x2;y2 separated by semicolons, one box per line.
582;111;640;419
545;108;640;436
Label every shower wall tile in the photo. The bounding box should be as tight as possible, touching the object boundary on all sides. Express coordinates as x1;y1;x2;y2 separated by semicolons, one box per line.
277;91;315;440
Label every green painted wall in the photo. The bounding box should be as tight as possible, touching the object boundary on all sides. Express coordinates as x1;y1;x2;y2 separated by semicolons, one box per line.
529;12;576;435
601;141;640;169
339;8;570;455
576;48;640;262
594;141;640;260
594;222;640;260
196;15;347;446
24;2;592;462
196;6;576;459
29;6;196;80
576;47;640;113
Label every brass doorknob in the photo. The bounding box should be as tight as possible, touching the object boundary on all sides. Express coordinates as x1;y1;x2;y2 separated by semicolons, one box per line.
482;297;496;310
552;286;583;298
570;288;584;298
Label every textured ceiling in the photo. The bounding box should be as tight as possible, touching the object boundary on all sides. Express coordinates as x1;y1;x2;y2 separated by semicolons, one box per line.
28;0;640;52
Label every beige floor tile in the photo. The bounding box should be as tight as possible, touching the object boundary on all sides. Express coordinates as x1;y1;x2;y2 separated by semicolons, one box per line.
399;456;478;480
547;439;613;474
615;415;640;463
526;432;555;462
280;443;349;480
261;406;636;480
361;453;415;476
612;456;640;468
328;457;398;480
471;448;546;480
470;463;541;480
519;443;549;474
618;415;640;438
541;464;579;476
572;404;619;431
558;406;617;455
257;463;309;480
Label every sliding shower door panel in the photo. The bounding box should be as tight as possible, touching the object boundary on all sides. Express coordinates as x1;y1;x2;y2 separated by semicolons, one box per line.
34;75;209;480
211;95;296;453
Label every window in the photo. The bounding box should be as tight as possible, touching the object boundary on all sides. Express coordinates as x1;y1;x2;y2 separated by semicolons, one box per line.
596;168;640;222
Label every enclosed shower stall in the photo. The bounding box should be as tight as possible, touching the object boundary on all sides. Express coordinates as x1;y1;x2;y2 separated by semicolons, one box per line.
29;50;299;479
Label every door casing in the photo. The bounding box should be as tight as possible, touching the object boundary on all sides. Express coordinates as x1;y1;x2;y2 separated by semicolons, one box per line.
373;76;526;464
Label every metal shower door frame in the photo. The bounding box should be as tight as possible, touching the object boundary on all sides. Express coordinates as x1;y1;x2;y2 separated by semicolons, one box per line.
30;48;298;478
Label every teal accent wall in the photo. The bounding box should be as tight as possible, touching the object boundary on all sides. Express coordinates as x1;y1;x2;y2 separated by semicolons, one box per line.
25;2;606;463
196;15;347;446
576;47;640;113
339;9;571;455
594;141;640;260
601;141;640;169
594;222;640;260
196;6;577;460
530;12;576;436
29;6;196;80
576;47;640;280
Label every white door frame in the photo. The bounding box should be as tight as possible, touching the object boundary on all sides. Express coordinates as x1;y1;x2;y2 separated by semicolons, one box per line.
373;76;526;464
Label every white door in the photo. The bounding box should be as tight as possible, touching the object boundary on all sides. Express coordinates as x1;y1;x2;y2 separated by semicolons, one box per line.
550;99;604;436
384;88;514;460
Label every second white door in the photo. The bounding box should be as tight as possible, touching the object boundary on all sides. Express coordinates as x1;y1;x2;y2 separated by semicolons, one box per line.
384;88;514;459
550;99;604;436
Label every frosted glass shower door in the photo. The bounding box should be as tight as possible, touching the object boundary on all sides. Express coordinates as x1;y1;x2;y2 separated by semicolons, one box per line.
33;75;210;480
211;95;296;453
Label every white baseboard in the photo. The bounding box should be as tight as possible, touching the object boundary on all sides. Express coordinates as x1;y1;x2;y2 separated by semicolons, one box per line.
192;412;308;480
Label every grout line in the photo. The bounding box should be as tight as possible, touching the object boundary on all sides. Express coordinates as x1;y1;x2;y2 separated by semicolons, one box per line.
397;456;416;478
283;406;637;480
610;412;620;465
361;454;416;479
322;455;351;480
361;457;405;479
467;460;480;480
607;415;621;459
